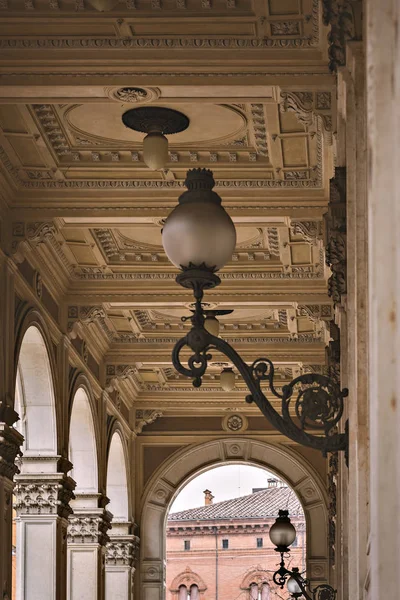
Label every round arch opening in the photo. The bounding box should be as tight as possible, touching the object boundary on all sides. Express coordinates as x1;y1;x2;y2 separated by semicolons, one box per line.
165;463;307;600
14;324;57;456
138;438;329;600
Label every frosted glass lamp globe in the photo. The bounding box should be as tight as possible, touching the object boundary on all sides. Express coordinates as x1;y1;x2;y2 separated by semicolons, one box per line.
269;510;297;551
143;132;168;171
162;169;236;272
220;368;235;391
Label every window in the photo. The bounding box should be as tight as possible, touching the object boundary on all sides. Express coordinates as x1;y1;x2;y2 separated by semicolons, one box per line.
222;539;229;549
257;537;263;548
184;540;190;551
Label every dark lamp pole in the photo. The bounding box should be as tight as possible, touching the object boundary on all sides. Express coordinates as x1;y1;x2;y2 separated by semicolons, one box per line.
162;168;349;460
269;512;337;600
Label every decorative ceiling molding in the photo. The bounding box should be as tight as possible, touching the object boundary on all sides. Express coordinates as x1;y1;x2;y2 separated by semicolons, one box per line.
280;91;333;145
325;167;346;305
291;220;323;245
322;0;363;71
134;409;163;434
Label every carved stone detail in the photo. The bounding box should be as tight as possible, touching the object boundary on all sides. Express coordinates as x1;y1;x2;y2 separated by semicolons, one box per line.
112;87;152;103
68;511;112;546
0;423;23;480
14;475;76;519
106;536;140;566
325;167;347;304
291;221;323;245
328;452;338;565
280;91;333;145
250;105;269;158
322;0;362;71
326;321;341;384
134;410;163;434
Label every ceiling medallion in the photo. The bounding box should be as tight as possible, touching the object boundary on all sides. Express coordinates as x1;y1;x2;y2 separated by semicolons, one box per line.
107;86;161;104
122;106;190;135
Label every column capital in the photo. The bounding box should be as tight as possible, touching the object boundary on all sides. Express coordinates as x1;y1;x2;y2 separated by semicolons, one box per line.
14;472;76;519
106;534;140;567
68;509;113;546
0;423;23;481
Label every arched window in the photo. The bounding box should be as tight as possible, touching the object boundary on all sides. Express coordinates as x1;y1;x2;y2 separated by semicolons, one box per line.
250;582;259;600
249;582;270;600
190;585;199;600
261;582;270;600
179;585;188;600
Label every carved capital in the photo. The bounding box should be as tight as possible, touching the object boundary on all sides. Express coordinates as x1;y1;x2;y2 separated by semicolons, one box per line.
0;423;23;480
325;167;347;305
134;410;163;434
14;473;76;519
68;510;112;546
106;535;140;567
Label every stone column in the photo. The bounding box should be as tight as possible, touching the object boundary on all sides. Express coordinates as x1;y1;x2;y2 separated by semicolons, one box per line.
0;422;23;600
14;458;76;600
67;495;112;600
366;1;400;599
105;523;139;600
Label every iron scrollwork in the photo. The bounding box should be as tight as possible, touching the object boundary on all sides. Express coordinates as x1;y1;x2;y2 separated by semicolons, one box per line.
172;284;348;458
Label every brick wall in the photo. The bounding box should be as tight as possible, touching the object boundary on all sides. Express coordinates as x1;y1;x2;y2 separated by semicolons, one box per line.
166;516;306;600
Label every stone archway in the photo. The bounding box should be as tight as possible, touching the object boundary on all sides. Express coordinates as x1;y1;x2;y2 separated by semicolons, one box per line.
138;438;329;600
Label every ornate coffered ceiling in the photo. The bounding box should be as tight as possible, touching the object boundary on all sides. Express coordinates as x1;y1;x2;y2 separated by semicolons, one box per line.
0;0;345;417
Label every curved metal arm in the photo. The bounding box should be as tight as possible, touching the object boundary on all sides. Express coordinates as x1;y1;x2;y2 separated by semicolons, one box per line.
272;557;336;600
172;302;348;457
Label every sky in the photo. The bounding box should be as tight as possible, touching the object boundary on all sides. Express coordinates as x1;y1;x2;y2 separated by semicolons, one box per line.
169;464;282;513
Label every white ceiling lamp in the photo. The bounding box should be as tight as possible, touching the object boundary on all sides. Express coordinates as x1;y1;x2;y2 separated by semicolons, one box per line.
122;106;190;171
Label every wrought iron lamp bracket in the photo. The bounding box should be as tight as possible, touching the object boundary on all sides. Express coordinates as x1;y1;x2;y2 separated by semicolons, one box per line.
272;557;336;600
172;271;348;459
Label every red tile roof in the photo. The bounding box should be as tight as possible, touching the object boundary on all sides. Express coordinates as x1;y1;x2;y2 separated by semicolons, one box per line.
168;487;303;522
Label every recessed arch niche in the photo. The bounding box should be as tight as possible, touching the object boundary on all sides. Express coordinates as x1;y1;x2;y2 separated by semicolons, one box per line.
15;324;57;456
138;438;329;600
107;430;129;522
69;386;98;494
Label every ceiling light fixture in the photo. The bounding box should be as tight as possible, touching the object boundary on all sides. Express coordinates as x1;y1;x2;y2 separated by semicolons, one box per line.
270;510;337;600
162;168;349;460
122;106;189;171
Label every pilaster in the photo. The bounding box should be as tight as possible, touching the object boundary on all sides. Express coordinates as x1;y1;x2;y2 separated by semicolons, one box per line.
105;523;139;600
14;459;76;600
67;494;112;600
0;423;23;600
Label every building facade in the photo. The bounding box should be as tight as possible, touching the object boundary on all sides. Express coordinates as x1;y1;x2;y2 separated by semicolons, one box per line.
166;484;306;600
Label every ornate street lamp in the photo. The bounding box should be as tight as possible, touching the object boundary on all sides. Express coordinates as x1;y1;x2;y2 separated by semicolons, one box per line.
269;510;336;600
162;168;348;459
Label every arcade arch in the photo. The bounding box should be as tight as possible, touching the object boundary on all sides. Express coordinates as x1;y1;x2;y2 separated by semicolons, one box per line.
139;438;329;600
